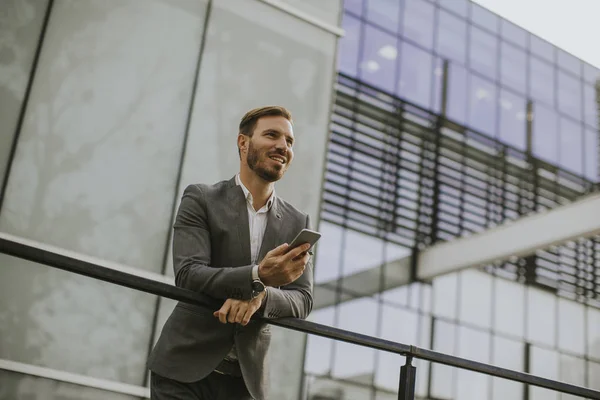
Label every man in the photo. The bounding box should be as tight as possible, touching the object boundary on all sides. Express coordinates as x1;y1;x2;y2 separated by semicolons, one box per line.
148;106;314;400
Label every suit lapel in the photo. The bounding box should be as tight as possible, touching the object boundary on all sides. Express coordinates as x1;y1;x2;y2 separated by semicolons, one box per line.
257;197;282;263
226;179;252;265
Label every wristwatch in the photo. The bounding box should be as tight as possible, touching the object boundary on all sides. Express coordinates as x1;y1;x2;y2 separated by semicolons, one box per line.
251;265;265;299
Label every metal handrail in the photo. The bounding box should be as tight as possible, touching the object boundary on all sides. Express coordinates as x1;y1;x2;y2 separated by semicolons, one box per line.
1;234;599;400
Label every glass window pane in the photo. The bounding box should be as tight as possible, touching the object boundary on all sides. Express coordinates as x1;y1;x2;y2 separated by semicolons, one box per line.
589;361;600;390
501;41;527;94
459;270;492;328
585;128;598;181
342;229;385;276
491;336;524;400
431;320;457;398
314;222;344;283
527;288;556;346
558;298;585;355
367;0;401;33
530;35;554;62
529;57;556;106
530;346;559;400
501;19;527;47
557;49;582;75
345;0;364;15
338;13;362;77
436;10;467;64
457;327;491;400
470;26;497;79
583;83;598;128
559;116;583;175
532;103;559;164
584;62;600;84
498;89;527;150
589;307;600;361
494;278;525;338
332;298;378;380
0;0;49;189
360;25;398;92
557;70;582;118
398;41;433;108
431;56;445;114
559;354;585;394
0;370;139;400
0;0;206;269
447;62;468;124
433;273;458;319
437;0;469;16
402;0;435;49
471;3;499;33
305;307;336;375
469;73;497;136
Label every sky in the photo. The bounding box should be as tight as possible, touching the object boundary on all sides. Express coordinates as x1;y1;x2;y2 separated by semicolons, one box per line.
472;0;600;68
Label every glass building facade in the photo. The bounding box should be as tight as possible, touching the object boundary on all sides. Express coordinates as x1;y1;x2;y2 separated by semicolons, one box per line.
303;0;600;399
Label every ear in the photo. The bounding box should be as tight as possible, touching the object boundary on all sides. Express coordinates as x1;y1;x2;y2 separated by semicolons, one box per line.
237;134;248;154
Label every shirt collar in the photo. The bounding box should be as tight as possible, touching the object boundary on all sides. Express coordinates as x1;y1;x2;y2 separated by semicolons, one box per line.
235;174;275;210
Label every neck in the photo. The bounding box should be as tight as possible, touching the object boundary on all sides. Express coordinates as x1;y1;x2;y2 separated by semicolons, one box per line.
239;169;274;210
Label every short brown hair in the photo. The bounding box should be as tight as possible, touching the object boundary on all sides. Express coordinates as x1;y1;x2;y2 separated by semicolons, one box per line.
238;106;293;137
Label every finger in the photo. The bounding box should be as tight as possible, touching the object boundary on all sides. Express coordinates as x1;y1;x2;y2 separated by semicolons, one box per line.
215;301;231;324
285;243;311;260
227;302;239;323
268;243;289;256
234;303;247;324
241;306;258;326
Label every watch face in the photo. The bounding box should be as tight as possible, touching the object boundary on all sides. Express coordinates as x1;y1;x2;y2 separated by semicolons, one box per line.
251;280;265;292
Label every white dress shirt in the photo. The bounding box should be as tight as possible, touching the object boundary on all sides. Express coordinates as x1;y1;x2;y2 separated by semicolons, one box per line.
222;174;275;363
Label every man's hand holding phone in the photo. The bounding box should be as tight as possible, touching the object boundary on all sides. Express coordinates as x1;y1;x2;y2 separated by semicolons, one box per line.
258;243;311;287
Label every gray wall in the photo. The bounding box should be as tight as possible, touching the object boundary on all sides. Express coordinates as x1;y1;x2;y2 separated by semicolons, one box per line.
0;0;341;398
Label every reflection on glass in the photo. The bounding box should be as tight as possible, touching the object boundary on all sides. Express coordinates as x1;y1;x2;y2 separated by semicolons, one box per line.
530;346;559;400
471;3;499;33
431;319;456;398
494;278;525;338
588;307;600;360
314;221;344;283
305;308;336;375
558;298;585;355
438;0;469;17
583;83;598;128
459;270;492;329
585;128;598;181
342;228;384;276
433;273;458;319
529;57;556;106
338;14;362;77
559;116;583;175
527;288;556;346
501;41;527;94
402;0;435;49
501;19;527;47
360;24;398;92
530;34;554;62
345;0;364;15
436;10;467;64
557;70;582;118
332;298;378;381
366;0;401;33
470;26;497;79
447;62;468;124
498;89;527;150
469;73;497;136
532;103;559;164
557;49;581;75
398;41;433;108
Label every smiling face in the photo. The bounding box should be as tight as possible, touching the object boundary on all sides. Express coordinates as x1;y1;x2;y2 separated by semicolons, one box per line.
239;115;294;182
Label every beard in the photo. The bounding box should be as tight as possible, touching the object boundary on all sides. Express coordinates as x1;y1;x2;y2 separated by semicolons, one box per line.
247;140;285;182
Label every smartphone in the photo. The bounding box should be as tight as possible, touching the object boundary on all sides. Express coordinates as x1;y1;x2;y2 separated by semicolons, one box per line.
287;228;321;254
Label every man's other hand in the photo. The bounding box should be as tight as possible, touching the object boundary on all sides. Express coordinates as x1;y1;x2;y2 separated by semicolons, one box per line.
213;291;266;325
258;243;311;287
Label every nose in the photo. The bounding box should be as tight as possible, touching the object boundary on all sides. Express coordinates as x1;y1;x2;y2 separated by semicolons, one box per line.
274;137;289;152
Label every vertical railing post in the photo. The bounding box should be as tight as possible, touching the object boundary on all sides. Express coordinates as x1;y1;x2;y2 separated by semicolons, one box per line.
398;355;416;400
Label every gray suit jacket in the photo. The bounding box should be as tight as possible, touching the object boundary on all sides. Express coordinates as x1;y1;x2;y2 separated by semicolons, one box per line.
147;177;314;400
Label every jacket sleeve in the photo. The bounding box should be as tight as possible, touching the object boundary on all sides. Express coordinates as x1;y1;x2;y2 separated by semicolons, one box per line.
173;184;254;300
260;214;315;320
